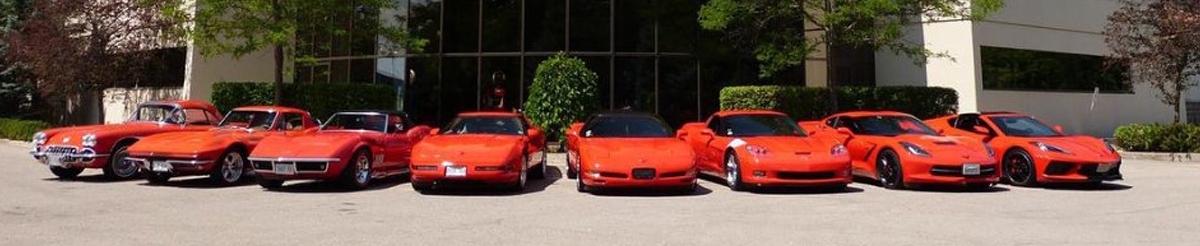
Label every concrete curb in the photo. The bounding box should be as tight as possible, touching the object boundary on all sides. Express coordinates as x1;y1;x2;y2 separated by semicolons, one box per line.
0;139;33;148
1119;151;1199;162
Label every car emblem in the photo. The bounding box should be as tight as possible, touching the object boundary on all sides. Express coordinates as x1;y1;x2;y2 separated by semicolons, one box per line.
638;159;646;163
62;137;70;143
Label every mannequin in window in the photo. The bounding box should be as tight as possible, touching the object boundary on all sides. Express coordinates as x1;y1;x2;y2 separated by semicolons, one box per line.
485;71;507;110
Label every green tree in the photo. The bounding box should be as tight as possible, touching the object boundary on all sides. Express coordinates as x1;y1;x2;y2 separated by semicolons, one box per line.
160;0;427;105
698;0;1005;78
525;53;601;142
1105;0;1200;122
0;0;34;118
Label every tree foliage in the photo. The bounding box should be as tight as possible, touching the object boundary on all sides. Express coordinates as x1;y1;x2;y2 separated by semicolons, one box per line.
525;53;601;142
698;0;1004;77
160;0;427;105
0;0;35;118
1105;0;1200;122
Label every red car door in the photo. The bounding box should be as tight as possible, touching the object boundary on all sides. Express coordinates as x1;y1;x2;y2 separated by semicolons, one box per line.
704;117;734;174
383;114;413;169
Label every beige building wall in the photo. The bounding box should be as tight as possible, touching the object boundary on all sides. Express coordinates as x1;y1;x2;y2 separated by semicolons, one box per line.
181;47;276;102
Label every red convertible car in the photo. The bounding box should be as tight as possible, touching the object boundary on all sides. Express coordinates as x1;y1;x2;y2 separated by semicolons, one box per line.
30;101;222;180
925;112;1122;186
126;106;317;185
566;112;697;193
248;111;430;190
680;111;852;191
802;111;999;190
409;112;548;192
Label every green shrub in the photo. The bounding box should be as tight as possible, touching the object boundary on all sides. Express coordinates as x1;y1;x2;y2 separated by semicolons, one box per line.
525;53;601;142
0;118;52;141
720;86;959;120
1113;123;1200;153
211;82;397;120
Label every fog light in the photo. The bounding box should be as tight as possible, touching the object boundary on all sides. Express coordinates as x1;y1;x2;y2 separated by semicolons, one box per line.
79;149;96;163
413;165;436;171
753;171;767;177
475;166;505;171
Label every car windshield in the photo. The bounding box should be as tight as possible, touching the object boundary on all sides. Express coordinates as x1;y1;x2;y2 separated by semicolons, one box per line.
321;113;387;132
130;105;183;124
846;115;938;136
218;111;276;130
989;116;1063;137
584;116;673;138
722;114;806;137
442;116;525;135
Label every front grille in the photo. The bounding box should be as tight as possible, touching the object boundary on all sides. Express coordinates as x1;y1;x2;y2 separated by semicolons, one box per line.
295;162;327;171
631;168;656;180
46;146;78;155
659;171;688;178
930;165;997;177
777;171;837;180
1045;161;1074;175
599;172;628;178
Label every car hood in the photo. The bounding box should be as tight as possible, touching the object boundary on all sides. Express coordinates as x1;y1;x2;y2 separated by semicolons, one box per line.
1022;135;1117;158
250;132;368;159
413;134;525;164
44;122;190;147
737;136;844;159
893;134;992;161
127;129;250;156
580;138;693;170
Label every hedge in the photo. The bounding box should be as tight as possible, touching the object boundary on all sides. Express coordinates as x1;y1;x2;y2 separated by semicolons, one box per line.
525;53;601;142
0;118;52;141
720;86;959;120
212;82;397;120
1113;123;1200;153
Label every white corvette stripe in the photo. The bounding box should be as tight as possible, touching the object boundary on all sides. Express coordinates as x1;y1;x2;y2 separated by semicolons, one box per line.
728;139;747;148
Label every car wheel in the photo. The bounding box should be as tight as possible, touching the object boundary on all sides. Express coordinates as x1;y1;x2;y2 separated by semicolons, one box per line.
576;174;589;193
340;149;372;190
49;166;84;179
412;181;433;192
877;149;905;190
1004;149;1038;187
102;145;139;180
509;154;529;191
146;172;171;184
529;150;547;179
209;150;247;186
725;151;746;191
256;176;283;189
566;152;578;180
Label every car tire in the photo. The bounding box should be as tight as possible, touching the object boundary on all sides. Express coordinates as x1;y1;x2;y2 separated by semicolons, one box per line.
725;151;747;191
576;174;589;193
102;145;139;180
1004;149;1038;187
877;149;906;190
566;152;578;180
146;172;171;184
256;177;283;189
49;166;84;179
339;149;372;190
209;149;247;186
412;181;433;192
529;150;547;180
509;154;529;192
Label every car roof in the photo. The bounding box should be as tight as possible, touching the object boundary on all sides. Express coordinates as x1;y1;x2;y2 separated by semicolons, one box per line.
713;110;788;117
231;106;307;114
829;111;912;118
589;110;662;119
458;111;522;117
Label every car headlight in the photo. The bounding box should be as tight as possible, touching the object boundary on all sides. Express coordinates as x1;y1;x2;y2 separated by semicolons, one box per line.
32;132;47;145
830;144;848;156
746;145;769;157
900;142;931;157
82;134;97;147
984;143;995;157
1033;142;1071;155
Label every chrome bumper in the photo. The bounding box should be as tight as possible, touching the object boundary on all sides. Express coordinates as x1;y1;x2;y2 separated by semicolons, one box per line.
126;157;215;173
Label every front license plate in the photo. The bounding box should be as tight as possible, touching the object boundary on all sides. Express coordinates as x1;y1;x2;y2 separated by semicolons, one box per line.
47;155;65;167
963;164;981;176
1097;163;1115;172
445;166;467;177
152;161;172;172
273;163;296;175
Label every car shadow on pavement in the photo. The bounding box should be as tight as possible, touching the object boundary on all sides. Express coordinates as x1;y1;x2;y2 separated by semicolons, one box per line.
43;174;141;183
851;177;1011;193
136;176;258;189
414;165;563;196
1037;182;1133;191
697;175;864;195
262;175;410;193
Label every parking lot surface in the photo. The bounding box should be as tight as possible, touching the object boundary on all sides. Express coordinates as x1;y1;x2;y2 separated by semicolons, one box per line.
2;141;1199;246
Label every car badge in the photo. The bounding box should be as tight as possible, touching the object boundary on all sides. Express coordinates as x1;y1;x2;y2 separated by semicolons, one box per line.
62;137;70;143
638;159;646;163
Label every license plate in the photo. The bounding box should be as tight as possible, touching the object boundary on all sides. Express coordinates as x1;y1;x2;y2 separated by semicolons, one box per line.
47;155;65;167
152;161;172;172
445;166;467;177
273;163;296;175
963;164;981;176
1097;163;1115;172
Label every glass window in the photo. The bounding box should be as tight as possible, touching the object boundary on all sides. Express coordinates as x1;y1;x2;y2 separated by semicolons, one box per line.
441;57;479;123
409;0;442;53
405;57;441;124
988;116;1063;137
443;0;479;52
578;56;611;109
583;115;673;138
525;0;566;51
330;60;350;83
720;114;805;137
614;0;654;52
569;0;611;51
442;116;526;135
845;116;939;136
657;0;697;53
658;57;698;127
351;59;376;83
280;113;307;131
184;109;214;125
613;57;654;111
132;105;181;124
482;0;520;52
981;46;1131;92
351;2;380;56
323;113;388;132
481;57;522;110
219;111;277;130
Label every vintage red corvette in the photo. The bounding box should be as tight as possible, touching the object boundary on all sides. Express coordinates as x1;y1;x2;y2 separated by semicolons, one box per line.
125;106;317;185
565;111;697;193
680;111;852;191
29;101;222;180
409;112;548;192
248;111;430;190
925;112;1122;186
801;111;999;190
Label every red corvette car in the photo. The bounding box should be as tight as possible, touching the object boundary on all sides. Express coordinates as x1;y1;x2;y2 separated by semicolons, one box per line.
802;111;999;190
409;112;548;192
680;111;852;191
565;112;696;193
126;106;317;185
30;101;222;180
925;112;1122;186
248;111;430;190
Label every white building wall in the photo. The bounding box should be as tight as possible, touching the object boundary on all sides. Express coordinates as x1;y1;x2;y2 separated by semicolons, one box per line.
181;47;276;102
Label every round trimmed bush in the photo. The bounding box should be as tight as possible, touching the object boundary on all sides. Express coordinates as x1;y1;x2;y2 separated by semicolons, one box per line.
524;53;601;142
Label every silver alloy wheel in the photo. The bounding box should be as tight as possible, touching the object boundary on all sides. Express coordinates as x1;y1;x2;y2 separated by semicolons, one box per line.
113;151;138;178
221;152;244;183
517;155;528;188
355;154;371;184
726;155;739;186
540;151;547;176
879;155;892;185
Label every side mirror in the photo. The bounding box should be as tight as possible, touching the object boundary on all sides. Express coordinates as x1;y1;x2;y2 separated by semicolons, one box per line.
836;127;854;136
527;128;542;137
700;129;714;136
1053;125;1064;133
392;124;406;133
430;128;440;135
676;129;688;139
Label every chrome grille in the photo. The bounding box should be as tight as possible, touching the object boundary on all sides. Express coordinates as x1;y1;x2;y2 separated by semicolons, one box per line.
45;146;78;155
